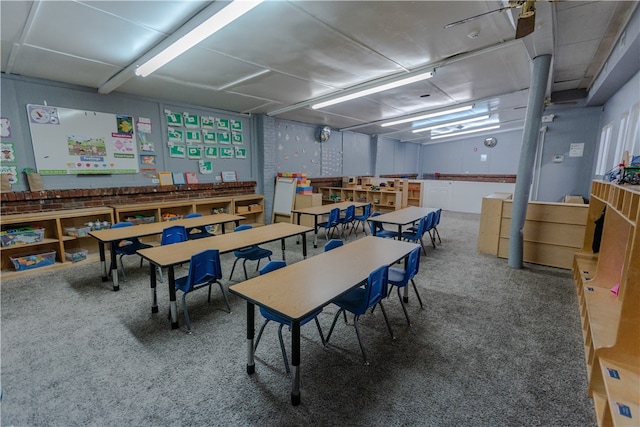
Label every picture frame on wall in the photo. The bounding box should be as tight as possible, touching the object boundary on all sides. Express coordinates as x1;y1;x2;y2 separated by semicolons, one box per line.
221;171;237;182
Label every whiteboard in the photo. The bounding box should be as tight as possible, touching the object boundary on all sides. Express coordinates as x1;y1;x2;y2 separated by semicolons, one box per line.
26;104;139;175
273;178;297;215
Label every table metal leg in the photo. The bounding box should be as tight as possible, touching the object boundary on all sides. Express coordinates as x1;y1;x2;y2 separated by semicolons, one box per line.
397;225;402;240
403;255;409;302
98;242;108;282
291;321;301;406
313;216;319;248
167;267;179;329
246;302;255;374
150;263;158;313
296;213;301;244
302;233;308;258
109;242;119;291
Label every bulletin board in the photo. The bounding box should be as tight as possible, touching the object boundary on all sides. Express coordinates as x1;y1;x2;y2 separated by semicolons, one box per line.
26;104;139;175
272;178;297;223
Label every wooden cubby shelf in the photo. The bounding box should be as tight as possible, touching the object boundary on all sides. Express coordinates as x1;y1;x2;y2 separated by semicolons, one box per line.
571;181;639;427
1;207;114;280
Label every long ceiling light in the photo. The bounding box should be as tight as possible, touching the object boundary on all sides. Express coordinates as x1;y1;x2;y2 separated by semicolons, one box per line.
311;71;434;110
381;104;474;127
135;0;263;77
412;114;490;133
430;125;500;140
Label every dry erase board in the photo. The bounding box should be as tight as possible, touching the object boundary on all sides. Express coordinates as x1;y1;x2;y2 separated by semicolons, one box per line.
26;104;139;175
272;178;297;217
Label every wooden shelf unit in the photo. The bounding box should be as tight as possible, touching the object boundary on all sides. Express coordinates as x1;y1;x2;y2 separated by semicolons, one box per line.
319;187;402;212
232;194;265;227
572;181;639;427
112;197;235;223
1;207;114;279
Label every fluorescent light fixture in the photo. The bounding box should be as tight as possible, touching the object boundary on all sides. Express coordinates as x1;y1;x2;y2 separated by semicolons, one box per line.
311;71;434;110
430;125;500;140
412;114;490;133
135;0;263;77
381;104;474;127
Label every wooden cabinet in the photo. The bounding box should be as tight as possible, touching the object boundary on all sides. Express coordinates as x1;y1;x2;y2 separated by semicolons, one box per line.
572;182;639;427
405;180;424;207
232;194;265;227
319;187;402;212
112;198;234;223
294;194;322;227
477;193;589;269
1;207;114;279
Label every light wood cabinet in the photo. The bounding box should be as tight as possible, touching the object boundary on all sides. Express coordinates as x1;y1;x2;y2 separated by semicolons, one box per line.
319;187;402;212
572;181;639;427
232;194;265;227
1;207;114;279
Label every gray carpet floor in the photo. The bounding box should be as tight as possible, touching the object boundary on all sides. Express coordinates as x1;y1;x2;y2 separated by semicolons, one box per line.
0;211;596;426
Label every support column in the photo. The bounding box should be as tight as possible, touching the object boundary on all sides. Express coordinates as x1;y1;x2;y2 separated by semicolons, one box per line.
508;54;551;269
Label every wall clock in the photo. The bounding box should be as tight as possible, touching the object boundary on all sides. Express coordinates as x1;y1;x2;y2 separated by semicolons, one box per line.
484;137;498;148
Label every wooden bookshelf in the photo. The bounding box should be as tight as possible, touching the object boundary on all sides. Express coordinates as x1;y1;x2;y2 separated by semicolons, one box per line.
572;181;639;427
319;187;402;212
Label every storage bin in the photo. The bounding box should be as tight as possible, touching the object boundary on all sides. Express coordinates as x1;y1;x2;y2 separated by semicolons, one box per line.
236;206;250;214
125;216;155;225
0;227;45;247
65;248;88;262
64;226;91;237
10;251;56;271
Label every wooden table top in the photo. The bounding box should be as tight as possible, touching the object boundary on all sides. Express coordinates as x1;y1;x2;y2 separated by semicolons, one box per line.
292;201;369;216
89;213;244;242
229;236;419;321
368;206;439;225
137;222;312;268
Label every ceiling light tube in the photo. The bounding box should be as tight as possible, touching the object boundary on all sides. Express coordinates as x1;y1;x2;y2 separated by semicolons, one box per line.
381;104;474;127
430;125;500;140
412;114;490;133
311;71;434;110
135;0;263;77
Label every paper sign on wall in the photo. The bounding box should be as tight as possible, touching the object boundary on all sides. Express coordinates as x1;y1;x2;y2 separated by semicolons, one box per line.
569;143;584;157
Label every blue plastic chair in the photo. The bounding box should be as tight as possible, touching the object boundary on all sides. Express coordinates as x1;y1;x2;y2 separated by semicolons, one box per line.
430;209;442;245
174;249;231;332
318;207;340;242
110;221;153;281
400;215;428;255
338;205;356;237
352;203;372;236
254;260;325;373
324;239;344;252
229;225;272;280
387;247;423;325
325;265;394;365
161;224;188;245
184;213;213;240
368;212;398;239
421;211;437;248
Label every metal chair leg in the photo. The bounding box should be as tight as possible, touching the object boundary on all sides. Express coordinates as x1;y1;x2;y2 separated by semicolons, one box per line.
277;323;290;373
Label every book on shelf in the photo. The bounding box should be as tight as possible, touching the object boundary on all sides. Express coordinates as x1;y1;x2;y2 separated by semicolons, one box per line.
172;172;186;185
185;171;199;184
158;171;173;186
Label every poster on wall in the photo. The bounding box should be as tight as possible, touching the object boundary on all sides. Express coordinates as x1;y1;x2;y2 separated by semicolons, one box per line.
26;104;139;175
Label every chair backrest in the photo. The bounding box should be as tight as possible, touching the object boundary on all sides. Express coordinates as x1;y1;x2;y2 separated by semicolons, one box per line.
369;211;383;234
413;215;427;237
328;208;340;225
111;221;133;229
363;265;389;312
324;239;344;252
362;203;371;218
407;246;421;280
259;260;287;275
434;209;442;226
234;224;252;232
185;212;202;218
344;205;355;221
185;249;222;291
161;225;187;245
423;211;436;232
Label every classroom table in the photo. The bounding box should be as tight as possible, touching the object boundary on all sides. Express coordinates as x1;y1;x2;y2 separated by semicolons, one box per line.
137;222;312;329
291;201;369;248
89;213;244;291
229;236;419;406
368;206;439;239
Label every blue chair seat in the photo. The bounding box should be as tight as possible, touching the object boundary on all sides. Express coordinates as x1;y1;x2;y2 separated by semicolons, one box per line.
229;225;272;280
111;221;153;282
387;247;423;325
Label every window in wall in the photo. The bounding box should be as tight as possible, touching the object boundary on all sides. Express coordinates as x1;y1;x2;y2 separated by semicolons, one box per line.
595;123;613;175
613;113;629;167
624;103;640;158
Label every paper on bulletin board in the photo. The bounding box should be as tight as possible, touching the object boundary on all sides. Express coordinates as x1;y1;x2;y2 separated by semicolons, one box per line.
569;143;584;157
